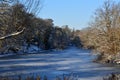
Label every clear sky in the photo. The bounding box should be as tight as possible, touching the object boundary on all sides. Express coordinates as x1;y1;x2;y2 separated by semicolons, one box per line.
39;0;119;30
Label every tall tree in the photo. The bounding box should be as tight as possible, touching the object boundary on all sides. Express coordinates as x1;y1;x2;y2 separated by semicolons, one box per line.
84;0;120;55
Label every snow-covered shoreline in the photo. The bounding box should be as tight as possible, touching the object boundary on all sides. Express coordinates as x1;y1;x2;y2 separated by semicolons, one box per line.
0;45;42;58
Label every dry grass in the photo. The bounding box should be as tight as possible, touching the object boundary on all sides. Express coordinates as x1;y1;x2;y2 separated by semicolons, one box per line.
0;74;78;80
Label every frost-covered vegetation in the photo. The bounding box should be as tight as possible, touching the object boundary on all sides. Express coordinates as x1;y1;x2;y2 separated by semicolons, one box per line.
0;0;82;54
79;0;120;64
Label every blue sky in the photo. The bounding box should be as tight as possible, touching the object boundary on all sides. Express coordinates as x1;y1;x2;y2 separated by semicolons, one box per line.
39;0;118;30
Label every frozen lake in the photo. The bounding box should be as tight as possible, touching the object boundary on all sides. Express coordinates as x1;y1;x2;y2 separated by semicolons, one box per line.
0;47;120;80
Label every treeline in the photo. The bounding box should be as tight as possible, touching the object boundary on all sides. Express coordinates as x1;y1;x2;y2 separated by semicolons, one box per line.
80;0;120;63
0;0;82;54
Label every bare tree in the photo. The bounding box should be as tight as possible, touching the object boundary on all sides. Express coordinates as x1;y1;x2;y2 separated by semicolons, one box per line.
82;0;120;56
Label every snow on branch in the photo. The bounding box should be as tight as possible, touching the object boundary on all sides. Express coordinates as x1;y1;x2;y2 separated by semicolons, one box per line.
0;27;25;40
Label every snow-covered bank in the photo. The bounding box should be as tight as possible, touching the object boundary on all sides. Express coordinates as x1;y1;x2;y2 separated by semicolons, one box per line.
0;44;67;58
94;53;120;65
103;73;120;80
0;44;42;58
22;44;42;53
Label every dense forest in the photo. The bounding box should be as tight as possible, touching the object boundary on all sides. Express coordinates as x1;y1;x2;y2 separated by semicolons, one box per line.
0;0;82;54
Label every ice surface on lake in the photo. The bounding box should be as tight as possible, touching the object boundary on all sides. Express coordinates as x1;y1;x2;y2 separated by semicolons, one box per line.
0;47;120;80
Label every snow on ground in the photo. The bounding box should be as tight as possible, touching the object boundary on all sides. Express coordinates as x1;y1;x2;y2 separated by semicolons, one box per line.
0;44;42;57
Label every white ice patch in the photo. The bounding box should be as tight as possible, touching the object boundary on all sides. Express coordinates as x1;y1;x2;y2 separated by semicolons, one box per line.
0;59;82;68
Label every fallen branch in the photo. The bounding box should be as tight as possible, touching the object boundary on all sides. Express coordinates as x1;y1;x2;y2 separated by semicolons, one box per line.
0;27;25;40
